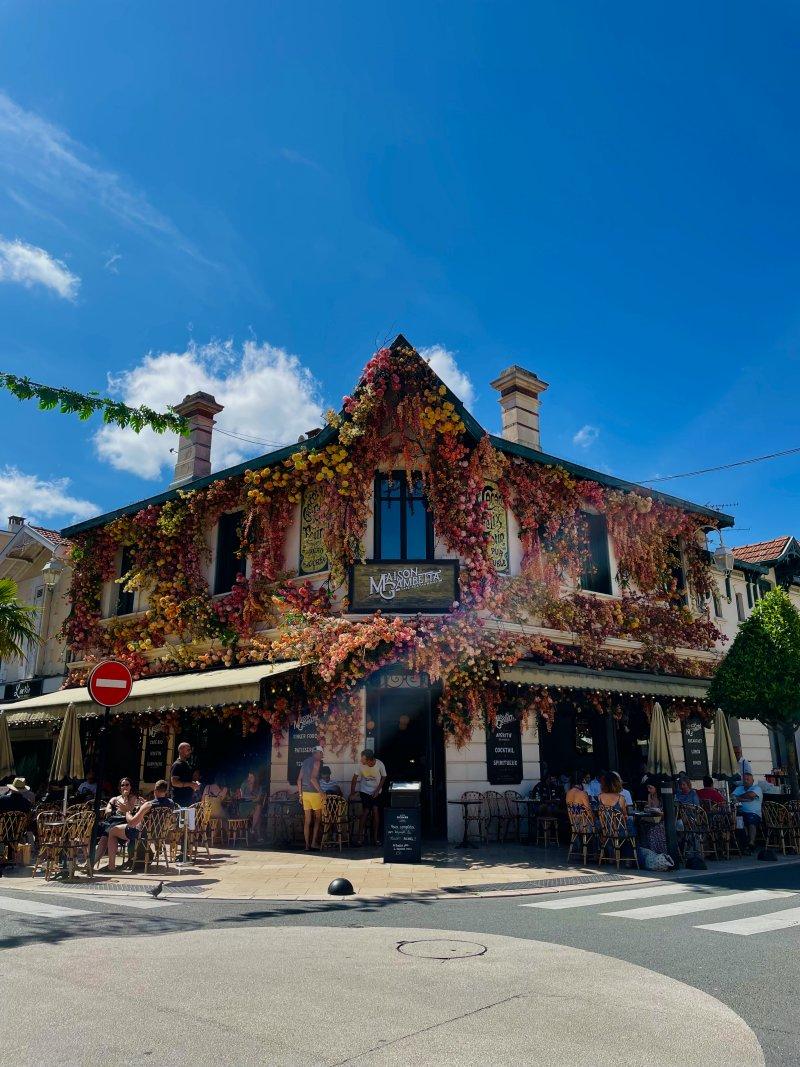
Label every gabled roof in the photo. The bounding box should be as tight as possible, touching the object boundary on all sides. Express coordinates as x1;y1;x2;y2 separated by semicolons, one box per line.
733;536;796;566
62;334;734;536
0;523;72;582
27;526;73;550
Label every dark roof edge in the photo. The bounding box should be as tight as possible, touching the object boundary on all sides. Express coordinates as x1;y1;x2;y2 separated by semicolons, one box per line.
489;436;734;527
733;559;770;575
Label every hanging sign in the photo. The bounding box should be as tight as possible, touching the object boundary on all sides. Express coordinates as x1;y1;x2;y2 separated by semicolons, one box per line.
299;485;329;576
681;714;709;780
349;560;459;613
288;712;319;784
483;482;509;574
486;709;523;785
142;727;169;781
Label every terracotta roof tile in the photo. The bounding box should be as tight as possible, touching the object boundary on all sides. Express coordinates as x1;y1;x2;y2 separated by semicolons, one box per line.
732;536;791;564
27;525;73;550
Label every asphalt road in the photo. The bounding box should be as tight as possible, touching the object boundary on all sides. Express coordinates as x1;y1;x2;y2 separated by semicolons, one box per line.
2;861;799;1066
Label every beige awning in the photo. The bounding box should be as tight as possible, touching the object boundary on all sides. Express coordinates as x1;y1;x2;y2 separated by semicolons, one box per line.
3;661;301;726
500;661;711;700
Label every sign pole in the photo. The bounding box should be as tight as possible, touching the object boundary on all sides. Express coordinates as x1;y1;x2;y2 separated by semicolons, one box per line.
86;660;134;868
90;706;110;865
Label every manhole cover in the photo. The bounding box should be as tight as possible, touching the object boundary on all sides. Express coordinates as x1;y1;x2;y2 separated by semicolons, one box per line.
397;939;486;960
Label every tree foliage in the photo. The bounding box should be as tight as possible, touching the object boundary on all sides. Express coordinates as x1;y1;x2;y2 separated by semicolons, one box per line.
708;586;800;729
0;373;188;435
0;578;39;660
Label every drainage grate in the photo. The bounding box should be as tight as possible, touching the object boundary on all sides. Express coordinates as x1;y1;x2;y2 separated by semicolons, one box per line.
440;872;634;895
398;939;487;960
49;880;208;896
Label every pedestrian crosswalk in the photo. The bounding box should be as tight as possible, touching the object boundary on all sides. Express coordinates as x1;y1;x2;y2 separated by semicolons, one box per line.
0;890;179;920
520;882;800;939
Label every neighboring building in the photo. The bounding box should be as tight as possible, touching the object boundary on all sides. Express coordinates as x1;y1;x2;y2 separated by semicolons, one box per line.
4;337;754;839
0;517;72;786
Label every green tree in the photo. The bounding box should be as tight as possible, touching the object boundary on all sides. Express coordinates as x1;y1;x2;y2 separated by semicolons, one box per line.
708;586;800;798
0;578;39;660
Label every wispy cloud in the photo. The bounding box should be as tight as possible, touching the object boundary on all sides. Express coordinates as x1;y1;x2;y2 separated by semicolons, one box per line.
0;237;79;300
419;344;476;409
278;147;324;173
95;339;324;480
0;467;97;526
573;424;599;448
103;251;122;274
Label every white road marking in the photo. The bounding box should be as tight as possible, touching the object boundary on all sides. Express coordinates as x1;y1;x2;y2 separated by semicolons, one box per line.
520;884;692;909
697;906;800;936
0;894;90;918
605;889;795;919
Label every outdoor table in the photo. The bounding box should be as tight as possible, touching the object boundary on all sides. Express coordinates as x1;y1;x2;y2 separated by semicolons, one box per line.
448;799;482;848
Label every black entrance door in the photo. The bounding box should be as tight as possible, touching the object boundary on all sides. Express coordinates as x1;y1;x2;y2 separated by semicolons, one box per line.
369;681;446;839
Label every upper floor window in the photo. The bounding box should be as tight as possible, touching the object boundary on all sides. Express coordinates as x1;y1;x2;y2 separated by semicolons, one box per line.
735;591;746;622
374;473;433;561
712;592;723;618
116;546;135;616
580;512;612;595
214;511;246;594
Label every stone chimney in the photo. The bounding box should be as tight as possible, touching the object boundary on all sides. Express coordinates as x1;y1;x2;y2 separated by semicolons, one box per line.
8;515;25;529
170;392;224;487
490;365;549;451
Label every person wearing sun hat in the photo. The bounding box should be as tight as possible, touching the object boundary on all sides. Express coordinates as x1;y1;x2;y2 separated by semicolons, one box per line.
0;777;34;813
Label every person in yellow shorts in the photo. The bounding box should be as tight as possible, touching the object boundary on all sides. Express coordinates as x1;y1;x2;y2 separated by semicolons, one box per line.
297;745;324;849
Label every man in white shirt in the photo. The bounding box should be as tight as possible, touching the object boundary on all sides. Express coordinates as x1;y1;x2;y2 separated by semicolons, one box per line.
733;746;752;781
350;749;386;846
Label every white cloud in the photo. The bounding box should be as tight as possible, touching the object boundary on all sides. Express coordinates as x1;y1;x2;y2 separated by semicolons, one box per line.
0;467;98;526
419;344;475;409
0;237;79;299
573;424;600;448
94;340;325;480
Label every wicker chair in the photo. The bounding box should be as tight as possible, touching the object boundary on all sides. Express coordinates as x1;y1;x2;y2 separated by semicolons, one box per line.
706;802;741;859
566;806;598;865
677;803;717;862
0;812;29;868
141;806;178;873
319;794;350;852
763;802;800;855
62;808;97;879
227;816;250;848
483;790;512;842
597;805;638;869
460;791;485;845
503;790;525;842
32;813;65;880
188;802;212;862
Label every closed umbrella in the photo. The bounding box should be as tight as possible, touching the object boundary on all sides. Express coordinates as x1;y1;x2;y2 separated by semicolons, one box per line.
712;707;737;782
647;701;679;865
49;702;84;813
0;711;14;781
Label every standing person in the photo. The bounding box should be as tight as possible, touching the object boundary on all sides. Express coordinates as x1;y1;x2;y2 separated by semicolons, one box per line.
170;742;200;807
350;750;386;846
238;770;264;843
732;772;764;852
733;745;752;781
297;745;324;850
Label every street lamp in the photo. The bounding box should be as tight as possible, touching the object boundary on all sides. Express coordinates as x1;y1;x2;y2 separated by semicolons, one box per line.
41;556;65;589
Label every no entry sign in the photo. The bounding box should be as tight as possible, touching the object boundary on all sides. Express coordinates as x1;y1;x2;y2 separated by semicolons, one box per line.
87;660;133;708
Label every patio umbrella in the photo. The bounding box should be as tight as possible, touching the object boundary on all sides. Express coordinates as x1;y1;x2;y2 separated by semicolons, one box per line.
646;701;679;865
49;702;84;813
712;707;737;781
0;711;15;780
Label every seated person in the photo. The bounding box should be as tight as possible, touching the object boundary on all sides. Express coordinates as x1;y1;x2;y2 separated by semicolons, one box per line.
96;778;142;866
615;775;634;809
598;772;635;836
107;780;174;871
75;770;97;799
564;776;593;817
0;777;34;813
732;772;763;851
697;776;726;806
319;766;343;796
202;778;229;821
677;775;700;806
759;773;782;795
585;772;603;799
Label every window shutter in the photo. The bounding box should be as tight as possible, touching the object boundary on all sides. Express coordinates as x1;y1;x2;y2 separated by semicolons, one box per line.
214;511;246;594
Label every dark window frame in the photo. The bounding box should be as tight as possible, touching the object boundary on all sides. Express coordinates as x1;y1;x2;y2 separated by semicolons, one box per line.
214;510;246;595
373;472;435;562
579;511;613;596
115;546;135;617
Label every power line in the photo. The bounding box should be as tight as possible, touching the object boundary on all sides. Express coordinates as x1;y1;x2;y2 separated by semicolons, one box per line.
215;426;292;449
639;443;800;484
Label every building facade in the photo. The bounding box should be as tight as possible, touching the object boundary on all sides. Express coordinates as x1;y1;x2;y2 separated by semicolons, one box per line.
2;337;780;837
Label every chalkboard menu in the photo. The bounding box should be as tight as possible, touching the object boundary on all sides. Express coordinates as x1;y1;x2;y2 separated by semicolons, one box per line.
288;713;319;783
383;808;422;864
143;727;169;781
486;710;523;785
681;715;709;780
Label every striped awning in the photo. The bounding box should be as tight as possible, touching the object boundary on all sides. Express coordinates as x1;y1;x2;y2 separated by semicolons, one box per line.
500;661;711;700
2;661;301;726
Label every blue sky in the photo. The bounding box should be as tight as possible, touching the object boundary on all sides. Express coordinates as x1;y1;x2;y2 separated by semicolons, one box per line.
1;2;799;547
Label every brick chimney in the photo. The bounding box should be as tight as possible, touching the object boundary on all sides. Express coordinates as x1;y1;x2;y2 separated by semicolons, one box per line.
170;392;224;487
490;366;548;451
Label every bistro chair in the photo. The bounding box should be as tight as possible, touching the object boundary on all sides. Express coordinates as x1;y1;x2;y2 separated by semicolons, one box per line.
227;816;250;848
483;790;512;843
763;802;800;855
534;811;561;849
705;802;741;860
141;806;177;873
62;808;96;880
33;812;65;880
460;791;486;845
0;812;29;868
189;801;212;862
319;794;350;852
676;804;717;862
267;790;294;845
566;806;598;865
503;791;524;842
597;806;638;870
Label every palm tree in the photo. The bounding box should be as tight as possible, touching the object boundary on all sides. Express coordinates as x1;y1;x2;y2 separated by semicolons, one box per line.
0;578;39;659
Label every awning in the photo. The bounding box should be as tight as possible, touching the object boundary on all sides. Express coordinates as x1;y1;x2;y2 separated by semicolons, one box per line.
500;661;711;700
3;661;301;726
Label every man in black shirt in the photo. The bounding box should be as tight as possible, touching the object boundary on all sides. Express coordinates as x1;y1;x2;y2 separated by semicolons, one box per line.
170;741;200;806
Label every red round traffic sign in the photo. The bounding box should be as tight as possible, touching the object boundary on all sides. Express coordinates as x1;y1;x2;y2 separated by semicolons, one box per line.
87;660;133;707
